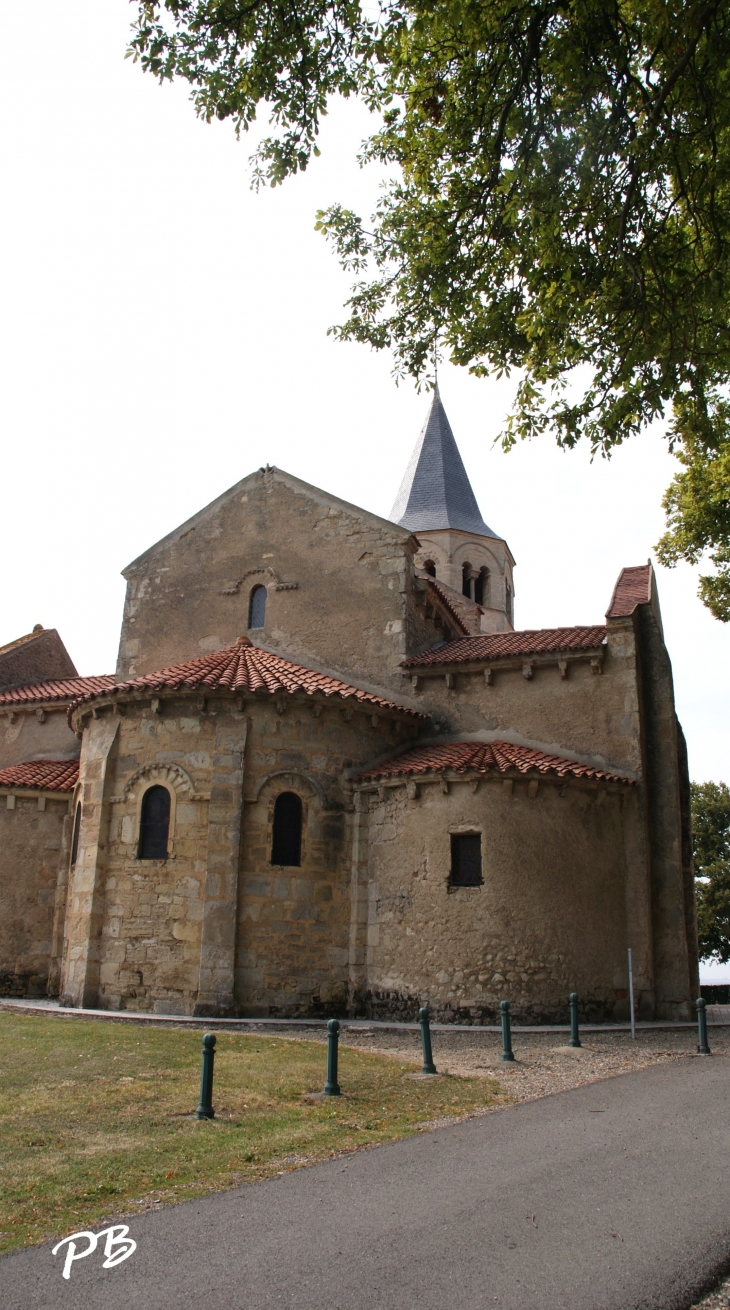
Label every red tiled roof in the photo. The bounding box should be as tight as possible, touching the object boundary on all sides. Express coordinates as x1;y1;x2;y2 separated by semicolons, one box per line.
358;741;633;785
70;640;425;718
0;759;79;792
402;625;607;668
0;675;115;706
606;565;652;618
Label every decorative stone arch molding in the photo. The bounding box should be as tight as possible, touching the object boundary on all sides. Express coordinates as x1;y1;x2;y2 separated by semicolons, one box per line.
112;762;207;859
250;770;323;870
221;567;298;596
251;769;325;805
451;539;504;574
122;761;197;801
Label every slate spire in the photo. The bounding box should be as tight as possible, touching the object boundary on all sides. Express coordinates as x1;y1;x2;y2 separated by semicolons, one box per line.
389;389;498;537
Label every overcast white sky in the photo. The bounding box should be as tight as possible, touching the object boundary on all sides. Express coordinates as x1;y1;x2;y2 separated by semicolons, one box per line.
2;4;729;972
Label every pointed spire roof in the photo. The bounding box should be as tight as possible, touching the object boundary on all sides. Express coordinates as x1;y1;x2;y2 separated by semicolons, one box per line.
389;390;499;538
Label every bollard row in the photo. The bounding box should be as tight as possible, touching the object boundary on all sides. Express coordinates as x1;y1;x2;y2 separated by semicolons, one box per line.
193;992;705;1109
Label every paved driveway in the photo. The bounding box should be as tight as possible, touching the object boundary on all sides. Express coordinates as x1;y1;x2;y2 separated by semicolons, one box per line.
3;1056;729;1310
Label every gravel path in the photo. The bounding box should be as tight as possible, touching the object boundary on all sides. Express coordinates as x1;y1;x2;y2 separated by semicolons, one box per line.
338;1023;728;1103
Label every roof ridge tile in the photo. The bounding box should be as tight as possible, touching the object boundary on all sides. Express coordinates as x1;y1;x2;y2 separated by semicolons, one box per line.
0;674;116;707
402;625;607;667
0;759;79;792
357;740;632;785
69;645;425;719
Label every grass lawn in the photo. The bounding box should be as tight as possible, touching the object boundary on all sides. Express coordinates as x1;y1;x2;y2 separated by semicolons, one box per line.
0;1012;506;1253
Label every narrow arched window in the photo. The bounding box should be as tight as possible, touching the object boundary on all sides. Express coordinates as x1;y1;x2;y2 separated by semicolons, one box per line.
70;802;81;867
423;560;436;578
271;791;302;867
474;568;489;607
249;585;267;629
138;785;171;860
462;563;474;599
506;582;513;624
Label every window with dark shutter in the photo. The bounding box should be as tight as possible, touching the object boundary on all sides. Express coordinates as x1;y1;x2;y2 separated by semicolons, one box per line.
450;833;482;886
249;585;267;629
138;785;171;860
271;791;302;867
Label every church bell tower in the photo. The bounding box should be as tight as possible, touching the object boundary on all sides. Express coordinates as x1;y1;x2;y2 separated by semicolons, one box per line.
390;390;515;633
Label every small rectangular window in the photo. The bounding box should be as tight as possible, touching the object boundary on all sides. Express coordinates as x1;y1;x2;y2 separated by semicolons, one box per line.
450;833;482;886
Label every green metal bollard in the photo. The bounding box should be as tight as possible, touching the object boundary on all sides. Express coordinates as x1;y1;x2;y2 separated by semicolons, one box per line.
696;998;712;1055
569;992;582;1048
500;1000;515;1062
323;1018;341;1095
418;1006;438;1074
195;1032;216;1120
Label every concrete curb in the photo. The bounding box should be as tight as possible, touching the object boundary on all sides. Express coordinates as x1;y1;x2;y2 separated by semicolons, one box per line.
2;996;726;1032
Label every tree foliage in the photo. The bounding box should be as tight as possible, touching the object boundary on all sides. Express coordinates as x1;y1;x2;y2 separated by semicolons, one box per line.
130;2;730;615
692;780;730;961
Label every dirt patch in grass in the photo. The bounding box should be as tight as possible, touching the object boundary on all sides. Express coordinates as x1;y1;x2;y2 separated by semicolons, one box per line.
0;1012;505;1253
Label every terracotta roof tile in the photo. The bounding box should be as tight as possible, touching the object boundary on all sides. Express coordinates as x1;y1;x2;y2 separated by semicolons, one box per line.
358;741;633;785
426;579;470;635
426;578;480;635
0;675;115;707
0;759;79;792
70;641;425;718
402;625;606;668
606;565;652;619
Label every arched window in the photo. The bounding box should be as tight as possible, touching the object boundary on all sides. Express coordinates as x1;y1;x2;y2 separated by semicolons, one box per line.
271;791;303;867
70;802;81;867
506;582;513;624
423;560;436;578
138;785;171;860
249;584;267;629
474;567;489;607
462;563;474;599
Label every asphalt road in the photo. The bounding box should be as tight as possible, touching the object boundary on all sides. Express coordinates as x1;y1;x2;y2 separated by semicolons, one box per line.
3;1056;730;1310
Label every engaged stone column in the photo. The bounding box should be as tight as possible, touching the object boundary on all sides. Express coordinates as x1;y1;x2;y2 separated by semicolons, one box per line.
194;722;247;1016
347;790;370;1013
60;719;119;1008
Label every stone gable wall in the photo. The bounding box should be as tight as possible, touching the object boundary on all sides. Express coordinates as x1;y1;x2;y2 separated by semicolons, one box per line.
117;471;421;694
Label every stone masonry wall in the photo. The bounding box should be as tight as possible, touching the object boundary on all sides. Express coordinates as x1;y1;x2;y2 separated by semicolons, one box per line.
89;704;216;1014
0;706;80;770
409;628;642;776
236;698;418;1016
0;791;70;995
357;773;651;1023
64;691;421;1016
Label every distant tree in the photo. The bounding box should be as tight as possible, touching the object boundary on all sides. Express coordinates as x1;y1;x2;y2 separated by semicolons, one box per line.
130;2;730;617
692;781;730;961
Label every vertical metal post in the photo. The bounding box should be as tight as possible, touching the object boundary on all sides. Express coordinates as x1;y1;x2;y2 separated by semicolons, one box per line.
419;1006;437;1074
323;1018;341;1095
500;999;515;1062
195;1032;216;1120
628;948;636;1040
569;992;582;1048
697;998;712;1055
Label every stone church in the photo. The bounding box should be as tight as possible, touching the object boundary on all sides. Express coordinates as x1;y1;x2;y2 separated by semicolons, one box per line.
0;393;698;1022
